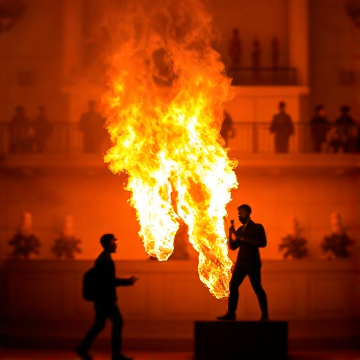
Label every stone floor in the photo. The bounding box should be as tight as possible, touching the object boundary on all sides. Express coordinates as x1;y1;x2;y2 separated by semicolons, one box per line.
1;349;360;360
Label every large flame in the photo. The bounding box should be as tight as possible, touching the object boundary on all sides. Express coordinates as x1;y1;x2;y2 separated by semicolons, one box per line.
102;0;238;298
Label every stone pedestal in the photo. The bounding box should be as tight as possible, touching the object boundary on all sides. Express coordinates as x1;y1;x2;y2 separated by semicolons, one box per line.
194;320;288;360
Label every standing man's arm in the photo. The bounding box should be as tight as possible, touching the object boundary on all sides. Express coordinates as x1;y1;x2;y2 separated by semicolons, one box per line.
229;226;241;250
236;224;267;248
229;235;241;250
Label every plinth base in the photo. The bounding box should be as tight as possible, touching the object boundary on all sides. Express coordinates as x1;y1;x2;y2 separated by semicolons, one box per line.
194;320;288;360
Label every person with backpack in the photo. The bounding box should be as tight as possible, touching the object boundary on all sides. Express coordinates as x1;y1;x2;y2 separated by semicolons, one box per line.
76;234;138;360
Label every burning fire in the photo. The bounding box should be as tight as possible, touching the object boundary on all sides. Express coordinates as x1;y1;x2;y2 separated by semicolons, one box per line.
102;0;238;298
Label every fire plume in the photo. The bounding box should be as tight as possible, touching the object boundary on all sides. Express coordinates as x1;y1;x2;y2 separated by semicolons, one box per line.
102;0;238;298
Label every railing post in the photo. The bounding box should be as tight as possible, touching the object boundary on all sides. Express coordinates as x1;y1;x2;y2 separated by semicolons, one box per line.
0;122;4;155
292;68;297;85
252;122;258;153
299;122;306;154
0;122;9;156
66;123;70;153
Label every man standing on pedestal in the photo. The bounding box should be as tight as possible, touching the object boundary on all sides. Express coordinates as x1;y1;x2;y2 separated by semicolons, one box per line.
217;204;269;321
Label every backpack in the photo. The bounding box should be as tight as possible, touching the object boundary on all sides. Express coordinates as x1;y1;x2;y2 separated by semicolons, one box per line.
82;267;98;301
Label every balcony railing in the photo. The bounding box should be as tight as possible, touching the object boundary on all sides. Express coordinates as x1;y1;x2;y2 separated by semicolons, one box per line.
228;122;359;154
0;121;359;158
227;67;297;86
0;122;95;156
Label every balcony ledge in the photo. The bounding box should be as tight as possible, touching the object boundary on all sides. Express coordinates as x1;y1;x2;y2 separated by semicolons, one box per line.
230;153;360;175
1;153;360;176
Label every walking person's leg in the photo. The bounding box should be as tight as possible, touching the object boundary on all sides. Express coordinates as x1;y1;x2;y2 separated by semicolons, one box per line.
108;303;127;360
76;302;107;360
248;268;269;321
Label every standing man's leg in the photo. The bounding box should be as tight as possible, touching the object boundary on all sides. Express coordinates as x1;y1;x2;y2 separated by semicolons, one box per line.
228;264;248;315
248;268;269;320
108;302;124;359
218;263;247;320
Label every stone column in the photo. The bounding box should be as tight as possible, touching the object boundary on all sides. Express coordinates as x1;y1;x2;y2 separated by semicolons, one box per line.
288;0;309;86
60;0;103;124
61;0;84;83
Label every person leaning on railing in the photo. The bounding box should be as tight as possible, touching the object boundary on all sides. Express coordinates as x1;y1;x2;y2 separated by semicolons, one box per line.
32;106;53;153
79;100;106;154
8;106;35;154
310;104;330;153
269;101;294;153
325;105;356;153
220;110;235;148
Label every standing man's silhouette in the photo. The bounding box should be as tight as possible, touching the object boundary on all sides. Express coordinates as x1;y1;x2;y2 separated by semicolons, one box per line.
269;101;294;153
76;234;138;360
310;105;329;153
79;100;105;154
217;204;269;321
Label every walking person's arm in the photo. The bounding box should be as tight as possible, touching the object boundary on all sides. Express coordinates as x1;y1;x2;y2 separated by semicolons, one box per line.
115;276;138;286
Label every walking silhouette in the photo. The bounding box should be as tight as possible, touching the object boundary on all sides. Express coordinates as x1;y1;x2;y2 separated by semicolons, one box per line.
76;234;138;360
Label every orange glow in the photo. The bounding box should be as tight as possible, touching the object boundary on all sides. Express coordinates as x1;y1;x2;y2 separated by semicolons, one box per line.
102;0;238;298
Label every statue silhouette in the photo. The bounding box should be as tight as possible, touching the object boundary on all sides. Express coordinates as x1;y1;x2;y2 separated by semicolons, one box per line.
217;204;269;321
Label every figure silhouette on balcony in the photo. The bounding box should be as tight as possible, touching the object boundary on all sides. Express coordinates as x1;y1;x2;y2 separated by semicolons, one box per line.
269;101;294;153
32;106;53;153
229;28;242;68
251;36;261;82
9;106;34;153
310;105;330;153
333;105;356;153
220;110;235;148
271;36;279;69
169;220;190;260
79;100;105;154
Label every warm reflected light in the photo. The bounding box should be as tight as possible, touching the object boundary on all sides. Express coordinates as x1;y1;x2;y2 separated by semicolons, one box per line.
102;0;238;298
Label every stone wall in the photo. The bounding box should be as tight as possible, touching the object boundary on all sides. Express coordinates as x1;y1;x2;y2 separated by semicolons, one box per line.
309;0;360;120
1;162;359;261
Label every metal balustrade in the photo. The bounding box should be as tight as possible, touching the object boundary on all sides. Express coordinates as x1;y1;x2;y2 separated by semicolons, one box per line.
226;122;359;154
0;121;359;158
0;122;92;155
227;67;297;86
